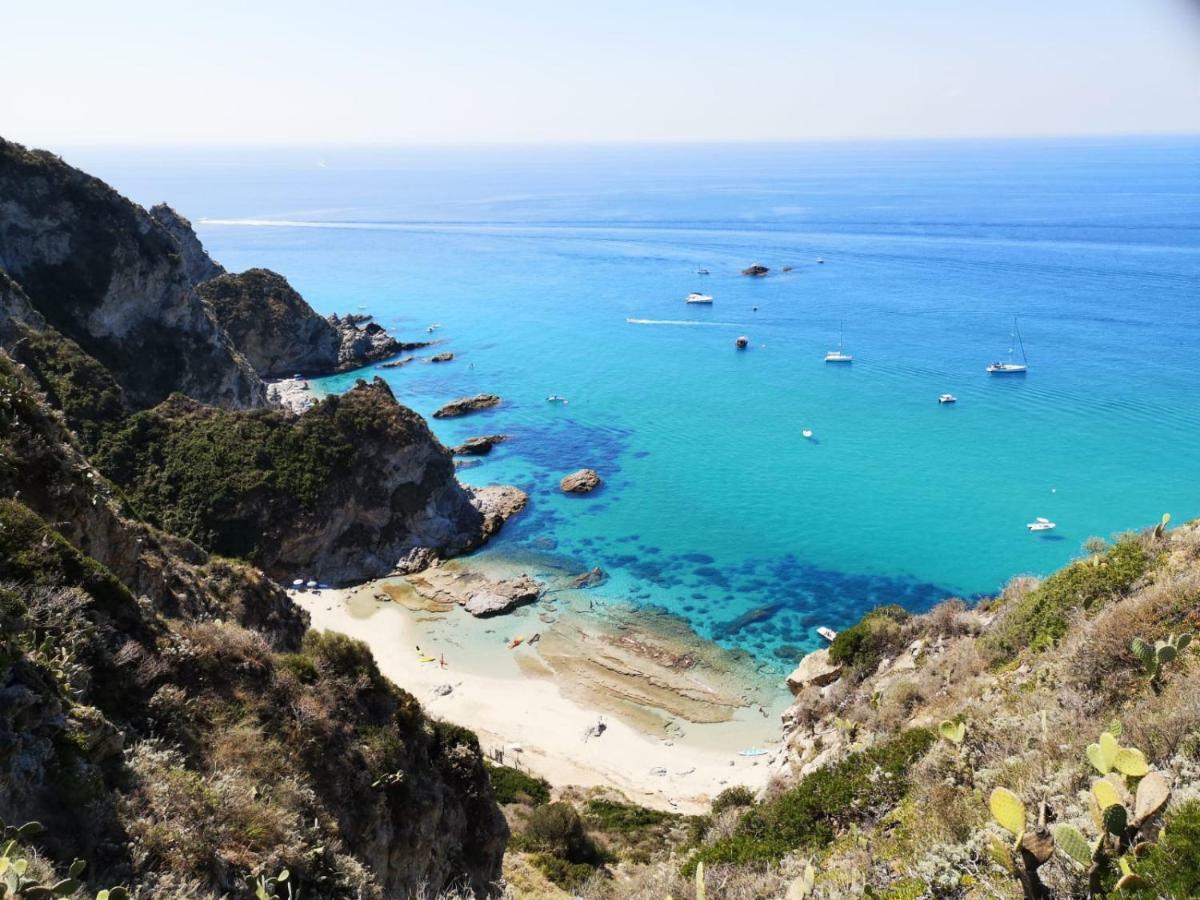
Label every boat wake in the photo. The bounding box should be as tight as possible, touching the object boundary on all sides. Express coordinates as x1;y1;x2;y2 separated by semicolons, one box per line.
626;318;741;327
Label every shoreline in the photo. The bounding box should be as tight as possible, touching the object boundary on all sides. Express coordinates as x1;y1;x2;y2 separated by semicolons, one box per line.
292;554;792;813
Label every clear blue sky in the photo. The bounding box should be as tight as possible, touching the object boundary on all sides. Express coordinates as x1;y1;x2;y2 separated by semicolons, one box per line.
4;0;1199;146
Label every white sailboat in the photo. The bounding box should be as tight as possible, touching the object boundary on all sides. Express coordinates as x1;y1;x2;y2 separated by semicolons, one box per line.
987;318;1028;374
824;322;853;363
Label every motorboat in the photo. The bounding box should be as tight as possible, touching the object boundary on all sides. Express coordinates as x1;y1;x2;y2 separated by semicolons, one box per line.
1027;517;1057;532
816;256;825;264
802;429;814;439
825;321;853;362
987;317;1028;374
817;626;838;642
546;395;569;404
939;394;957;404
735;335;749;349
686;292;714;304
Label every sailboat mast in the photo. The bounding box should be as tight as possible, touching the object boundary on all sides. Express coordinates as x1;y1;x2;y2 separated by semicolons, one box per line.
1014;317;1027;364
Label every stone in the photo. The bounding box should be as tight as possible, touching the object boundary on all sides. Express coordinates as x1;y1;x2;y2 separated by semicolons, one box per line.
452;434;508;456
569;567;607;589
462;575;543;617
785;649;843;695
741;264;770;277
560;468;602;493
433;394;502;418
432;684;454;697
430;352;454;362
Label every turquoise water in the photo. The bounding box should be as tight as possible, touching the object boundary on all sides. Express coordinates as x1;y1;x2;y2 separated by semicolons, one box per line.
75;139;1200;661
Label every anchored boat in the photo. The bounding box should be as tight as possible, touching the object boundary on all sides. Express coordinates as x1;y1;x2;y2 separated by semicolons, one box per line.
987;317;1028;374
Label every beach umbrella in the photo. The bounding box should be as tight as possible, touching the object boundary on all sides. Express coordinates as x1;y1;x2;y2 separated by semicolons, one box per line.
292;579;304;587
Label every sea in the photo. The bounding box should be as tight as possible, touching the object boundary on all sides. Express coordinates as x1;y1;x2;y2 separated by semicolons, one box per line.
72;137;1200;664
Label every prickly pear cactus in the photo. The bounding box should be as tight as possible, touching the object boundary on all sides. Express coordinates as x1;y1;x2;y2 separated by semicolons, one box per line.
990;787;1026;838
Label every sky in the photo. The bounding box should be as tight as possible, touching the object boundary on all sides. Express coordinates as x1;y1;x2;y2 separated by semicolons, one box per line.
3;0;1199;147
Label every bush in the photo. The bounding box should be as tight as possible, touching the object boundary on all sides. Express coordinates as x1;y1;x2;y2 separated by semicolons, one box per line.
988;536;1152;659
516;801;608;888
1129;800;1200;898
710;785;756;815
686;728;936;873
583;798;671;833
486;764;550;806
828;604;911;677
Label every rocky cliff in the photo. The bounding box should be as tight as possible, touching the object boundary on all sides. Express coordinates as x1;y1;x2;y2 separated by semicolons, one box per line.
0;138;265;410
0;299;508;899
148;202;226;285
198;268;408;377
96;376;524;583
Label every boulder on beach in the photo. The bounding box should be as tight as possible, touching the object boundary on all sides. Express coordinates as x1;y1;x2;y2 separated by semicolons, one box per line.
741;264;770;277
433;394;502;418
560;468;602;494
463;575;543;617
452;434;508;456
786;648;843;695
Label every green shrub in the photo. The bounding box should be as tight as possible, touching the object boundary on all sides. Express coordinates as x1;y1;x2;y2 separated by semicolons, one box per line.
1128;800;1200;898
276;652;319;684
710;785;756;815
686;728;936;874
485;763;550;806
583;798;671;833
301;630;376;680
17;329;124;448
989;536;1152;659
517;802;606;872
828;604;911;677
529;853;597;891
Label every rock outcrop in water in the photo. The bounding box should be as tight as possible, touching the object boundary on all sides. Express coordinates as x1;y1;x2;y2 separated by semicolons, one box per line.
0;138;265;410
741;264;770;277
434;393;503;418
560;468;602;493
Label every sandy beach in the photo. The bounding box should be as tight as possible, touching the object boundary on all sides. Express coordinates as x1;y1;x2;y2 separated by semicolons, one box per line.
292;556;792;813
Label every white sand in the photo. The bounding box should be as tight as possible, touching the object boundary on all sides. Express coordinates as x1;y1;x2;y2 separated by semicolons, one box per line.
293;581;787;813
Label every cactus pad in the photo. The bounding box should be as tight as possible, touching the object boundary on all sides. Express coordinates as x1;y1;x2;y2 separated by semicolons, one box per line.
1053;824;1092;868
990;787;1026;837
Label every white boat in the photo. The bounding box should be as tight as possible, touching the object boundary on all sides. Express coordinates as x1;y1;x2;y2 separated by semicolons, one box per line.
817;626;838;642
546;395;569;404
802;429;813;439
987;317;1028;374
686;292;714;304
824;322;853;363
816;256;825;264
1027;517;1057;532
939;393;957;404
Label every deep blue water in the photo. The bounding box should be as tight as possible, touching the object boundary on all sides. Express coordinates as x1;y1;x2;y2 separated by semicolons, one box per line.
71;138;1200;661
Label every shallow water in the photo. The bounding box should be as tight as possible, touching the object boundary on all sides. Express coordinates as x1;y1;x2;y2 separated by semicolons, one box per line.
77;138;1200;662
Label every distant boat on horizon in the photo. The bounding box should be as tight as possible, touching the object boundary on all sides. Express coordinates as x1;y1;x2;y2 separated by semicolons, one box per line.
824;321;853;363
987;317;1028;374
696;267;710;275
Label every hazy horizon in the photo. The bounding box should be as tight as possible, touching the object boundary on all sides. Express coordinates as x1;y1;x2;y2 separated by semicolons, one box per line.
4;0;1199;148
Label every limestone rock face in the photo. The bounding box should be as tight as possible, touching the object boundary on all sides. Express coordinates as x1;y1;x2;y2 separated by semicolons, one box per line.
199;269;341;377
433;394;502;418
147;203;225;285
0;137;265;410
560;468;602;493
786;648;843;695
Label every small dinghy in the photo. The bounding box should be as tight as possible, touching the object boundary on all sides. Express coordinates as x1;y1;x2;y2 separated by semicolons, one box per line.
739;748;769;757
817;626;838;642
1027;517;1057;532
546;394;569;404
939;393;957;404
802;429;814;439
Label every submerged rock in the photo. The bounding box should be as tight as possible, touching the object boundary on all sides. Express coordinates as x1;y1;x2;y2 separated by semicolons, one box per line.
560;468;602;493
785;648;843;695
712;602;783;639
569;567;608;589
433;394;502;418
